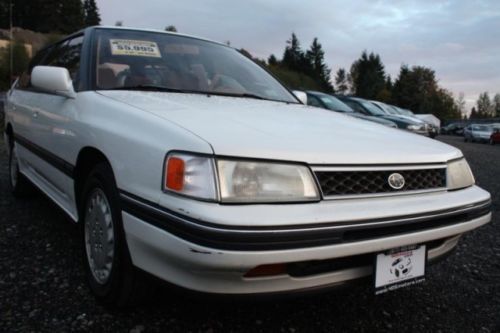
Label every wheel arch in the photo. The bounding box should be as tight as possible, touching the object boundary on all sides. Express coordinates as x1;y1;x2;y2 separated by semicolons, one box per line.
74;146;115;222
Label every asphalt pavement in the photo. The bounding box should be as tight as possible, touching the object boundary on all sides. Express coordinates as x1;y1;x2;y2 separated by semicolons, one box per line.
0;135;499;332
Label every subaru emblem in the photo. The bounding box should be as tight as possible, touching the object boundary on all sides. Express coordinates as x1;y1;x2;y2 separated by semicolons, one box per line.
388;173;405;190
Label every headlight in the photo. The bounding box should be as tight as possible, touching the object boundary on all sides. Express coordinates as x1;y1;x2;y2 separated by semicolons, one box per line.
407;124;423;131
447;158;475;190
217;160;320;203
163;153;217;200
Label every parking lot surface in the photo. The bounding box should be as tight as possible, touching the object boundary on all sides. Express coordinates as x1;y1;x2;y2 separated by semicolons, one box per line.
0;135;499;332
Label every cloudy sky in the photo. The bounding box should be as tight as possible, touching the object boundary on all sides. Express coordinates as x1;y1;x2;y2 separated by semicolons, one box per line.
96;0;500;112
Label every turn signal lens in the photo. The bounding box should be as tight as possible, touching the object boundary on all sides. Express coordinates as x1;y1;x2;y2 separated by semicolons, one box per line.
163;153;218;200
166;157;185;191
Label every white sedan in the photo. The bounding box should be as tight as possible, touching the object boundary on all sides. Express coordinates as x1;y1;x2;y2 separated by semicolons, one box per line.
4;26;491;305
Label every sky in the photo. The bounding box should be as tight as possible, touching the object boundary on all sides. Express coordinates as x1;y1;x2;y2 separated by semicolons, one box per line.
96;0;500;112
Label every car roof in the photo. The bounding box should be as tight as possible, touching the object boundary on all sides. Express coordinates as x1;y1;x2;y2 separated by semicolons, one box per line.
47;25;231;51
93;26;228;47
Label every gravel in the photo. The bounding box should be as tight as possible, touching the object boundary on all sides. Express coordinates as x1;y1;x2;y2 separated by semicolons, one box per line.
0;135;499;332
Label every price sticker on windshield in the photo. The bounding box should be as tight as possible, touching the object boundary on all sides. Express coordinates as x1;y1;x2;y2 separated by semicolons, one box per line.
110;39;161;57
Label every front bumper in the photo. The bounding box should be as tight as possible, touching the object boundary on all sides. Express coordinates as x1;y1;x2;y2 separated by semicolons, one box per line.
120;186;491;294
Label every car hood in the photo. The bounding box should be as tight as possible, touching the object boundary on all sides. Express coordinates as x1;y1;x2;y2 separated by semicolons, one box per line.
98;91;462;164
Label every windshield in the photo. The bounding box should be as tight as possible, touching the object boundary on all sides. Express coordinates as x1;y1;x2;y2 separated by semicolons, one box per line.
375;103;398;115
357;100;386;116
397;107;414;116
94;29;297;103
318;95;353;112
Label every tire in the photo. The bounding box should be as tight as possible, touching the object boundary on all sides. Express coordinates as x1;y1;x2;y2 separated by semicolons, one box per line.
81;163;147;306
464;137;467;142
8;142;33;197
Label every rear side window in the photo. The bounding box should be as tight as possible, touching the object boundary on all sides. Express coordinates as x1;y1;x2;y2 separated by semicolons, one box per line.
17;35;84;91
44;36;84;88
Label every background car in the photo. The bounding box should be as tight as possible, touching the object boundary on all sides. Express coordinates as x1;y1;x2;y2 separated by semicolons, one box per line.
337;96;428;135
489;125;500;145
387;105;439;138
441;123;465;135
463;124;493;143
370;101;435;138
306;91;397;128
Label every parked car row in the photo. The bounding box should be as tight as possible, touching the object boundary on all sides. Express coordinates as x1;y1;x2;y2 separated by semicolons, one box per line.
304;91;438;138
463;123;500;145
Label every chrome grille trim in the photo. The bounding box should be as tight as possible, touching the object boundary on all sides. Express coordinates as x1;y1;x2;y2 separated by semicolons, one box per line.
312;165;447;199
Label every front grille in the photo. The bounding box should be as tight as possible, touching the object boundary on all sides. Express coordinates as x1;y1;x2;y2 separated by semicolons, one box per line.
315;168;446;197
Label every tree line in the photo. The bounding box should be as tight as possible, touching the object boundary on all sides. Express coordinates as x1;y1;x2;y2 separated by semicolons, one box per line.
241;33;471;120
0;0;101;33
469;92;500;119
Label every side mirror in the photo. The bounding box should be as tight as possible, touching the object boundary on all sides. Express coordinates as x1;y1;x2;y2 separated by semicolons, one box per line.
292;90;307;104
31;66;76;98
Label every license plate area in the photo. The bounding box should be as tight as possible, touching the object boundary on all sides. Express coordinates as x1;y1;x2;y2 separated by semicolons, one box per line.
374;244;426;295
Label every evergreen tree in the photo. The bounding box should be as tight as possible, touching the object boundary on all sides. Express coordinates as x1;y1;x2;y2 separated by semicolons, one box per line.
282;33;303;71
268;54;278;66
476;92;493;118
60;0;84;33
385;75;393;91
470;107;478;119
306;38;333;92
83;0;101;27
493;93;500;117
349;51;386;99
334;68;348;95
1;0;87;33
165;25;177;32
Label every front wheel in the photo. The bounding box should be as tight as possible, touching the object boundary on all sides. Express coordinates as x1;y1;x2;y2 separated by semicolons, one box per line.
82;163;144;306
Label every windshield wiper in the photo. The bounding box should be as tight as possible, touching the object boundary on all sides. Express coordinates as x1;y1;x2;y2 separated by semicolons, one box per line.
203;91;267;100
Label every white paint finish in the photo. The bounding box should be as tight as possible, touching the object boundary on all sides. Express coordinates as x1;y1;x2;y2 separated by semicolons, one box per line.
122;211;489;294
98;91;463;164
31;66;76;99
16;144;78;221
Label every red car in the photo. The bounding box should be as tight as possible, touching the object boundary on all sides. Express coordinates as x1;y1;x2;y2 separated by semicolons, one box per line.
490;128;500;145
